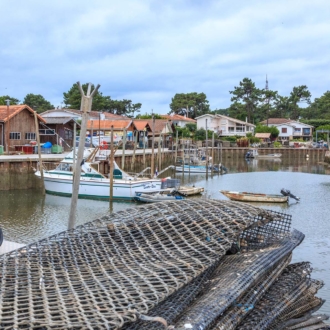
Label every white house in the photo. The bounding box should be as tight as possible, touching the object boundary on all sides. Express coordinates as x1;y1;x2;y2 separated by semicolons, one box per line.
259;118;314;142
161;114;197;127
195;114;255;137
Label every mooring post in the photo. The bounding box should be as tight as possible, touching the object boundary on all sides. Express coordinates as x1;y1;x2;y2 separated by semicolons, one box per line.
211;132;214;176
205;119;208;180
110;125;114;205
131;131;137;171
151;115;155;177
122;128;126;170
68;82;100;230
34;111;44;193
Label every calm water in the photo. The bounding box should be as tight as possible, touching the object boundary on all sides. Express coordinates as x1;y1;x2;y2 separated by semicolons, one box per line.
1;157;330;316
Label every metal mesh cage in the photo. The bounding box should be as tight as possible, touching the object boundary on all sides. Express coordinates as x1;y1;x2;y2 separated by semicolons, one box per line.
0;200;284;330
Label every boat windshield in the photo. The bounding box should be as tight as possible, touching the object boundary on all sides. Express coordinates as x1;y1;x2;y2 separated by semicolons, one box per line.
56;163;74;172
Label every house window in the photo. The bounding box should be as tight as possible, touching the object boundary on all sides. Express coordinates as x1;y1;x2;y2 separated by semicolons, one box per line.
25;132;36;140
281;128;287;133
39;129;55;135
236;124;244;132
9;132;21;140
228;127;235;132
294;128;301;132
65;130;73;139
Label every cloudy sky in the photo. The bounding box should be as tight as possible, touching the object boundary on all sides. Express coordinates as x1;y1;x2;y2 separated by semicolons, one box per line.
1;0;329;114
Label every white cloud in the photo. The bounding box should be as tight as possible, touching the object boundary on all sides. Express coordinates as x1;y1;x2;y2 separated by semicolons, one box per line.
1;0;330;113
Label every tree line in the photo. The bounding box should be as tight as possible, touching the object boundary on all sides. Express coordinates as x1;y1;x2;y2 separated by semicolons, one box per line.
1;80;330;123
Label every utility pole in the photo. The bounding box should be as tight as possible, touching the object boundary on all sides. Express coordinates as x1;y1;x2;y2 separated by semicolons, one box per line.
68;82;100;230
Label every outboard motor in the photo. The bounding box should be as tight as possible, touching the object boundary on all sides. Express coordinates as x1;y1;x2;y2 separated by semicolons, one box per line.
281;188;300;201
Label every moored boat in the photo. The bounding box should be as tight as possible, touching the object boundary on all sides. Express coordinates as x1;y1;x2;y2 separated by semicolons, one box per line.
245;148;282;159
175;164;227;174
134;191;185;203
35;148;166;201
220;190;288;203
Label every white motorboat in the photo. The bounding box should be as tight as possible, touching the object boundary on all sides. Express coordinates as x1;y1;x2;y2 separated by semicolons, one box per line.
175;164;227;174
35;148;164;201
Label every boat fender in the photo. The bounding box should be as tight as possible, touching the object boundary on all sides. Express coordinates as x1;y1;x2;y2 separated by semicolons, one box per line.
0;228;4;247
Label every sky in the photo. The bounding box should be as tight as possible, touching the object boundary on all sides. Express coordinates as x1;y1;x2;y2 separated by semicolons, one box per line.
1;0;330;114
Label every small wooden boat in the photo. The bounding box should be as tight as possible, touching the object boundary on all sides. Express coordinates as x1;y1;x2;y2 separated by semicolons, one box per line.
220;190;288;203
177;186;204;196
134;191;185;203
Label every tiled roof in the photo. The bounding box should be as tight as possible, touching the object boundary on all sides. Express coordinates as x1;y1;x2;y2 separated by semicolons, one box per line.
133;120;150;130
0;105;46;123
259;118;292;125
87;120;132;130
161;114;196;122
134;119;172;133
42;109;128;119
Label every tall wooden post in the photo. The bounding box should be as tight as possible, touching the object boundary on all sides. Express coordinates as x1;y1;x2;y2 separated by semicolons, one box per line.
131;131;137;171
122;128;126;170
34;111;44;193
175;129;178;164
68;82;100;230
143;130;146;165
90;121;93;147
205;119;208;179
211;132;215;176
151;115;155;178
110;126;114;204
6;100;10;154
158;133;162;173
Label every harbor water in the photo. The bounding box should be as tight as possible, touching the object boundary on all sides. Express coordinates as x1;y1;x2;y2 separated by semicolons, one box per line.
0;156;329;317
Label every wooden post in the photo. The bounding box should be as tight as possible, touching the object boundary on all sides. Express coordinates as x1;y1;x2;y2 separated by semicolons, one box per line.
68;82;100;230
34;111;44;193
158;133;162;172
131;131;137;171
73;122;76;170
122;128;126;170
205;119;208;179
90;121;93;147
6;100;10;154
151;115;155;177
175;129;178;164
110;126;114;203
211;132;214;176
143;130;146;165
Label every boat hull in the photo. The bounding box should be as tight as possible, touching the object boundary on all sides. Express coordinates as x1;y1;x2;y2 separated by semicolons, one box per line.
175;165;220;173
220;190;288;203
38;172;162;201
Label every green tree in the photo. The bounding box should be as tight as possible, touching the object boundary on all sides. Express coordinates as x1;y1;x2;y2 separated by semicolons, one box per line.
194;128;212;140
136;113;162;119
169;92;209;119
23;93;54;113
259;89;278;124
228;102;247;121
0;95;20;105
273;96;290;118
229;78;262;123
289;85;311;120
185;123;197;132
306;91;330;119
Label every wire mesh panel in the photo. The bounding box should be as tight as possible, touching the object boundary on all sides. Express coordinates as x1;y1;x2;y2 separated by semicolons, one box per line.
0;200;285;330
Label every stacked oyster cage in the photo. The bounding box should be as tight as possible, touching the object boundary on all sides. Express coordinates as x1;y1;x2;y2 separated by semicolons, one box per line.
0;200;328;329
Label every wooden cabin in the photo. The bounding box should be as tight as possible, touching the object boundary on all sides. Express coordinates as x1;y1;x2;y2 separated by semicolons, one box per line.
0;105;46;154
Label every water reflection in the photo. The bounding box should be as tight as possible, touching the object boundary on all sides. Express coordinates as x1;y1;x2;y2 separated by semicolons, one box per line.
0;157;330;320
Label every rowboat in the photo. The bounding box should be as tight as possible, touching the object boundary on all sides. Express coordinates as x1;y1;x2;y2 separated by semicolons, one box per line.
175;164;227;174
220;190;288;203
134;191;185;203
